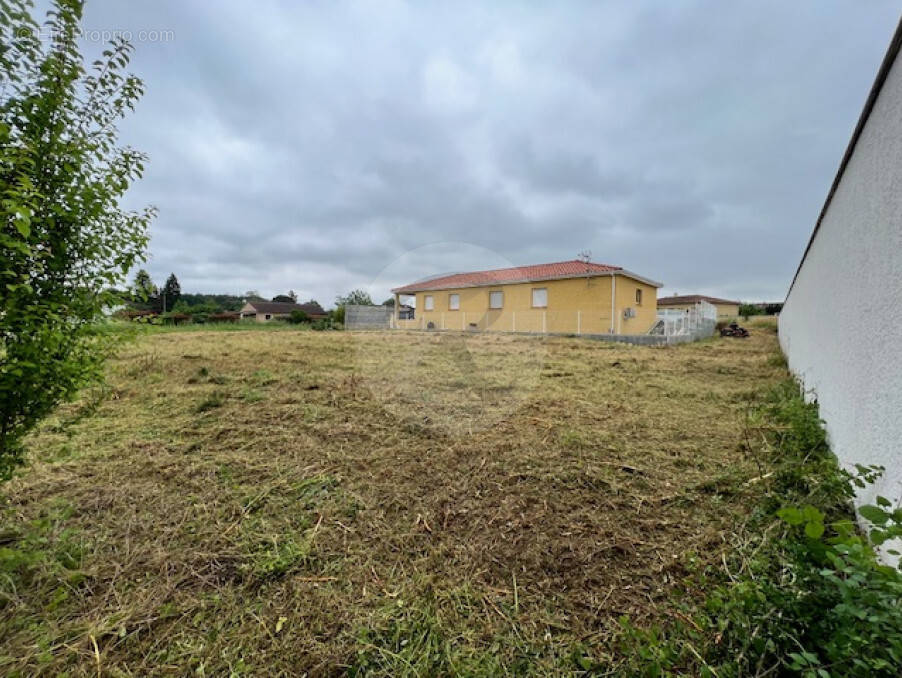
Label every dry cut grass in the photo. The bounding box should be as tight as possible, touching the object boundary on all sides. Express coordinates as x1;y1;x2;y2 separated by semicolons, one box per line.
1;320;785;675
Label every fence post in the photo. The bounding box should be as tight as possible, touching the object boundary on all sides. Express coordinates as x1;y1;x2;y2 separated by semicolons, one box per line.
441;312;445;330
512;311;516;333
462;312;465;330
543;311;547;334
577;310;581;335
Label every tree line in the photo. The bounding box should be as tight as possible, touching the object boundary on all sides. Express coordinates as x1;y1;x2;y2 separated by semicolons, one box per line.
121;270;386;324
122;269;325;317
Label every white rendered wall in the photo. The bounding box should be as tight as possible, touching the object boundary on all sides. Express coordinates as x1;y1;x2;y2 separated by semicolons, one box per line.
779;50;902;545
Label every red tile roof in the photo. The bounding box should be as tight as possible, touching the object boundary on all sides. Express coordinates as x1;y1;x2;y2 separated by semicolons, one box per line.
657;294;739;307
392;259;660;294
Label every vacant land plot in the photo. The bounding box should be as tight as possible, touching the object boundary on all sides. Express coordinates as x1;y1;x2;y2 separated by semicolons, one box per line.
1;322;785;675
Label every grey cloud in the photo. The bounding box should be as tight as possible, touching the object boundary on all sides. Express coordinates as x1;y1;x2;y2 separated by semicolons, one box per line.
498;137;638;199
71;0;901;303
625;191;715;233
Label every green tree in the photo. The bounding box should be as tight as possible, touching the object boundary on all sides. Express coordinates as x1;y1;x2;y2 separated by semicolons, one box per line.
335;289;374;307
272;294;294;303
0;0;154;477
333;289;373;326
161;273;181;312
132;268;156;302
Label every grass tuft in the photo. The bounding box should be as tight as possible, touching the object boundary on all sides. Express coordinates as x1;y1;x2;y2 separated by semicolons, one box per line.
195;391;226;412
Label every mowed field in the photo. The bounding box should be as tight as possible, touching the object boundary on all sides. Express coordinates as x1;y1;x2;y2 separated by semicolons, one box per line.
2;322;785;676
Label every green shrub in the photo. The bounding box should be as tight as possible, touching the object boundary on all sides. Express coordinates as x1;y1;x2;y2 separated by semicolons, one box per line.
288;310;309;324
311;318;333;331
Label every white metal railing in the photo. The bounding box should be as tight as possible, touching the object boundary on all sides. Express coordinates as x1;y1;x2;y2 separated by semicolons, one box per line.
651;301;717;337
391;309;652;336
389;302;718;339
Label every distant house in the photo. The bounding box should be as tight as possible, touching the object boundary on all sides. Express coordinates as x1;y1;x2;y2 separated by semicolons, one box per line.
239;300;326;322
657;294;739;319
398;304;415;320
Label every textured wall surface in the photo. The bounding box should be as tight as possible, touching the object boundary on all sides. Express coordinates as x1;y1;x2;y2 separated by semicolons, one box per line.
345;305;392;330
779;49;902;539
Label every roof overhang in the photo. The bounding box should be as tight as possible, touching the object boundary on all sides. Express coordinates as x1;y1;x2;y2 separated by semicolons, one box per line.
617;269;664;289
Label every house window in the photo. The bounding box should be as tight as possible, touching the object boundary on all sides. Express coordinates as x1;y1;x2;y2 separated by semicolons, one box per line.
424;295;434;311
448;293;460;310
489;291;503;309
265;314;272;320
532;288;547;308
635;289;643;305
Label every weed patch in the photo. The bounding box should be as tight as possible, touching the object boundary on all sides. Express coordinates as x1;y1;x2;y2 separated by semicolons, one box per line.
239;387;265;403
620;378;902;677
351;586;537;677
0;501;85;619
195;391;226;412
244;535;315;579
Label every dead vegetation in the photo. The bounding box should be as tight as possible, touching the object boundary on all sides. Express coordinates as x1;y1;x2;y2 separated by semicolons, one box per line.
1;320;786;675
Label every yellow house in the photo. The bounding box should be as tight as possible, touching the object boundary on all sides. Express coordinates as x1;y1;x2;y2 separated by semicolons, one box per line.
656;294;739;319
391;260;662;335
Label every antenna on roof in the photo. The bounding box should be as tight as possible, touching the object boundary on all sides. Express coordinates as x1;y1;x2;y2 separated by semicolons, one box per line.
577;250;591;264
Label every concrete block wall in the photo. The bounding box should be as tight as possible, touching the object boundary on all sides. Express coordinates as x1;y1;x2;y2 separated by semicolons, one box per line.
345;305;392;330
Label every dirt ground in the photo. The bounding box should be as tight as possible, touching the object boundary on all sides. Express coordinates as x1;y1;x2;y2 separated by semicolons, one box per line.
1;320;785;676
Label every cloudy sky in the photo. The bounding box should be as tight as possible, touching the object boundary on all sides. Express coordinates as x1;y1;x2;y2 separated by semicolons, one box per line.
69;1;900;305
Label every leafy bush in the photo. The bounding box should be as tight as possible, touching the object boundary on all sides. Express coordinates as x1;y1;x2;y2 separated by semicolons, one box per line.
773;490;902;675
0;0;154;477
288;310;309;324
